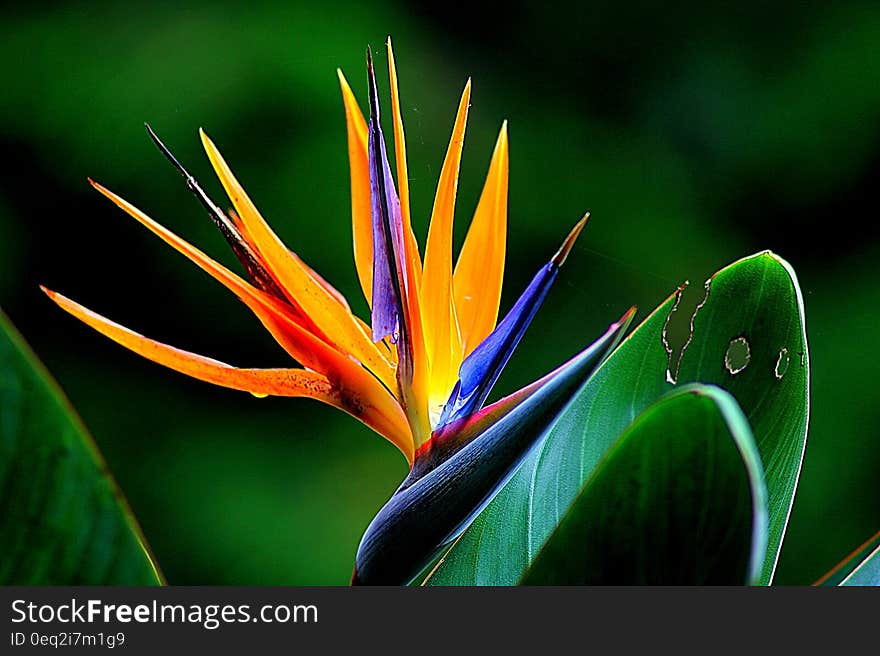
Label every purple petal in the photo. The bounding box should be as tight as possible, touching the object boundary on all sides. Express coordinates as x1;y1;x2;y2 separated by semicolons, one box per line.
368;123;400;342
436;216;589;428
366;48;408;345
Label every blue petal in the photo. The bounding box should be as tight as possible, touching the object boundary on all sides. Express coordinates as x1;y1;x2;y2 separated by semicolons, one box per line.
352;309;635;585
436;216;589;428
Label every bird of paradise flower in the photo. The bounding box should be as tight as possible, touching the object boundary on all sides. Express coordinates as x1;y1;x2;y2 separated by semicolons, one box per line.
42;39;635;584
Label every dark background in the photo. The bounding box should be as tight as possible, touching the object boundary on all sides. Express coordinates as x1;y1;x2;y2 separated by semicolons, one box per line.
1;1;877;584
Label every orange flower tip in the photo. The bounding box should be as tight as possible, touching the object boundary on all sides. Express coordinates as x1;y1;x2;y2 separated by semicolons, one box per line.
38;284;55;299
87;178;110;196
552;213;590;267
495;120;509;147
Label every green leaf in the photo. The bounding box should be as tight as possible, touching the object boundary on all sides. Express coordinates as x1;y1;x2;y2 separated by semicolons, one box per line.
816;531;880;586
520;385;767;585
427;251;808;586
0;310;163;584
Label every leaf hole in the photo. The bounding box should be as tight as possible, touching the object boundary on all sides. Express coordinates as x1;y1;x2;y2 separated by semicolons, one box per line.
724;337;751;375
774;347;790;380
662;279;711;384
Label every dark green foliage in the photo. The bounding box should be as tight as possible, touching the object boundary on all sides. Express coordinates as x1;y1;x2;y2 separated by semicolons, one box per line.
0;311;162;584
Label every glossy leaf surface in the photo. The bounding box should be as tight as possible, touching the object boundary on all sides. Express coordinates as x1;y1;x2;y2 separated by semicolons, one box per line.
428;252;808;585
0;311;162;584
521;385;767;585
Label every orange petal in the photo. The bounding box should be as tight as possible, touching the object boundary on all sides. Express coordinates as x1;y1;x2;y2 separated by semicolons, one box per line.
88;181;404;434
230;208;350;311
337;69;374;306
90;182;308;364
386;37;422;287
383;39;432;445
337;62;425;443
394;261;432;447
355;316;398;366
198;130;396;388
420;80;471;412
289;250;351;313
42;287;413;459
454;121;508;356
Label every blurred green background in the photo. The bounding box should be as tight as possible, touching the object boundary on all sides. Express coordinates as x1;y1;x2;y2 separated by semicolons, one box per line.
1;1;877;584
